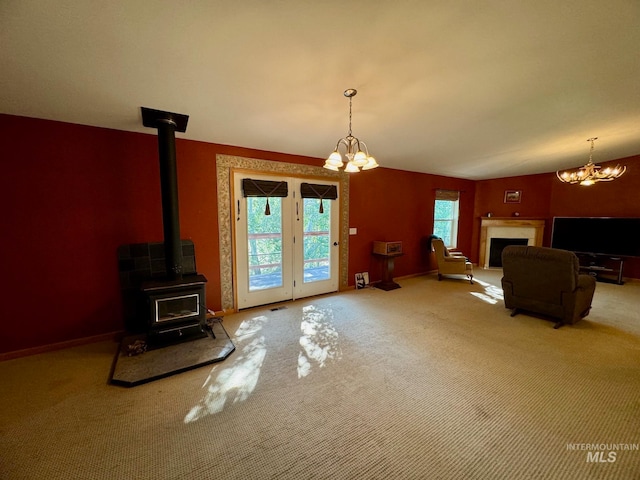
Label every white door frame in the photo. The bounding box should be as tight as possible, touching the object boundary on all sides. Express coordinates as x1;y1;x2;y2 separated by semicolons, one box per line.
232;171;340;309
216;155;349;313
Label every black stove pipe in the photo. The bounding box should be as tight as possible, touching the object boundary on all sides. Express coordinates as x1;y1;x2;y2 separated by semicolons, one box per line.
141;107;189;281
157;119;182;280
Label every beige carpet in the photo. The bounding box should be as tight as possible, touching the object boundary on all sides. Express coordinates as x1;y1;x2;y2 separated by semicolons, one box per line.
1;269;639;479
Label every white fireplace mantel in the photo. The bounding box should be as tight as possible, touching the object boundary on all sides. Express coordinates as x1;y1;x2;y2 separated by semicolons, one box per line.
479;217;545;268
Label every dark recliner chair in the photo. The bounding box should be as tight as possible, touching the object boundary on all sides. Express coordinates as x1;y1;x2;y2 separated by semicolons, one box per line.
501;245;596;328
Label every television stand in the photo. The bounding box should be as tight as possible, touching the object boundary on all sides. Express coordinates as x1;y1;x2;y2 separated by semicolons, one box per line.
576;253;624;285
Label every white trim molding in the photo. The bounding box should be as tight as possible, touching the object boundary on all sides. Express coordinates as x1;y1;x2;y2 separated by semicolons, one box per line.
479;217;545;269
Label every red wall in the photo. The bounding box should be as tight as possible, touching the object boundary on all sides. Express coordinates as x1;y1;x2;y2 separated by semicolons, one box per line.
549;155;640;218
473;173;554;252
473;155;640;278
3;117;159;351
349;168;475;281
0;114;320;354
1;113;638;354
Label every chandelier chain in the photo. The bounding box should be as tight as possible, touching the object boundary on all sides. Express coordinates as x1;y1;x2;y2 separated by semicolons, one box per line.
587;137;597;164
348;96;353;137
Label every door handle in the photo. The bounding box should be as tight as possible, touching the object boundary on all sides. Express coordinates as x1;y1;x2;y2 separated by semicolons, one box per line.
333;242;339;246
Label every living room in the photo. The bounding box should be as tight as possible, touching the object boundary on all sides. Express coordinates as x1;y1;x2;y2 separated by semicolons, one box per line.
2;3;640;477
3;1;640;359
2;113;639;356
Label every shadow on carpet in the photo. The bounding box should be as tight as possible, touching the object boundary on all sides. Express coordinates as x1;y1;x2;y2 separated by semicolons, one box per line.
110;318;235;387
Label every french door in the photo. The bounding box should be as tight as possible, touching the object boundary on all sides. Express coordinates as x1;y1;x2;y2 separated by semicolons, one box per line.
233;172;340;309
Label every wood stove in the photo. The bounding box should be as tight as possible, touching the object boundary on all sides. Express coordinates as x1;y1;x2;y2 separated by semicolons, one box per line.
118;240;209;341
117;108;209;345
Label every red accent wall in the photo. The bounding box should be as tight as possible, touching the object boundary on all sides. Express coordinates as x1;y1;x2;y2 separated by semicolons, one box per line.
1;113;638;354
349;168;475;282
549;155;640;218
472;173;554;253
473;156;640;279
0;114;320;354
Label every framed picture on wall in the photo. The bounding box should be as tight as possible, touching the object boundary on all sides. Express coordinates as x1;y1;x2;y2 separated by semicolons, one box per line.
504;190;522;204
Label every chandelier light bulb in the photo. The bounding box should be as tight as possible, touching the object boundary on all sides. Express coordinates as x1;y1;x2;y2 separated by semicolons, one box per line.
344;161;360;173
328;150;342;162
324;150;344;170
362;156;379;170
353;150;368;166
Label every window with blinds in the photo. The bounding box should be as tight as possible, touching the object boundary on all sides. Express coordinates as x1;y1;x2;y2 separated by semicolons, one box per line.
433;189;460;248
242;179;288;198
299;183;338;200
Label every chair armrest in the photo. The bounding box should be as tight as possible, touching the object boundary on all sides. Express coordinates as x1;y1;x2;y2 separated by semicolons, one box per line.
577;274;596;291
443;256;467;264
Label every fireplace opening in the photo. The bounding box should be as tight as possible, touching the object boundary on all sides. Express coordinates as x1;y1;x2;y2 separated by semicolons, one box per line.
154;293;200;323
489;238;528;267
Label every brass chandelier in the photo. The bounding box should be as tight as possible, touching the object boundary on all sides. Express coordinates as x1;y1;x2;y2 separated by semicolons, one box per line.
324;89;379;172
556;137;626;186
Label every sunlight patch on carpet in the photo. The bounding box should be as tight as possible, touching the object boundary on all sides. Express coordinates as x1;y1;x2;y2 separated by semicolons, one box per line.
298;305;342;378
470;278;504;304
184;316;268;422
234;315;269;340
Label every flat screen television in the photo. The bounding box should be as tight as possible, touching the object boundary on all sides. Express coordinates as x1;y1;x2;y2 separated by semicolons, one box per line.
551;217;640;258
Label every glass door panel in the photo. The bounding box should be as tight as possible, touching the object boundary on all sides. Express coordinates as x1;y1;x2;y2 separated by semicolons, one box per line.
247;197;283;291
302;198;331;283
293;180;339;299
234;173;292;310
233;174;339;309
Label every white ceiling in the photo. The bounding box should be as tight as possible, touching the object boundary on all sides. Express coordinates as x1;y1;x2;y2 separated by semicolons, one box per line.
2;0;639;180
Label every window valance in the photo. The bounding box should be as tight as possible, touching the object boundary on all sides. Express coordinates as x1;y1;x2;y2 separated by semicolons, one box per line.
300;183;338;200
242;179;288;198
435;189;460;201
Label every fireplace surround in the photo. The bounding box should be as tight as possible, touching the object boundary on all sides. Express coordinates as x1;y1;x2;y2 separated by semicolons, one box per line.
479;218;545;269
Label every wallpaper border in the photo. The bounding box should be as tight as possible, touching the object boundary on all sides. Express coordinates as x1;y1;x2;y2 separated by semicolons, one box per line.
216;154;350;311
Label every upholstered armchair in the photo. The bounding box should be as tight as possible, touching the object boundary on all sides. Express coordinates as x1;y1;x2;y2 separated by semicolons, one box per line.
501;245;596;328
431;238;474;284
